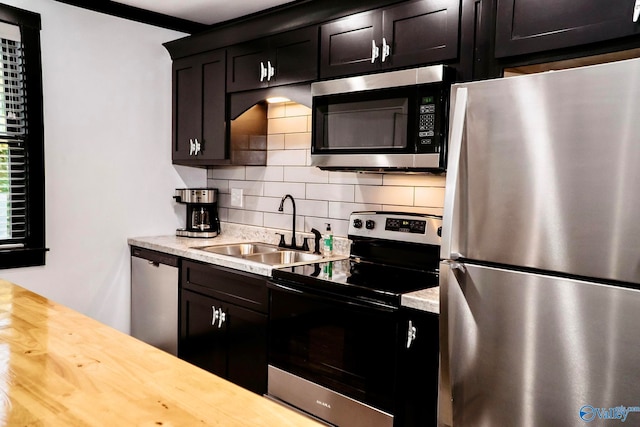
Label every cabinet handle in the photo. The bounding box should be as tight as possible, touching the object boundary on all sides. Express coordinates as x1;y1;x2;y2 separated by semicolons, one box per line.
218;310;226;328
381;37;391;62
371;40;380;63
406;320;417;348
211;305;219;326
634;0;640;22
189;138;195;155
267;60;275;81
260;62;267;82
194;138;201;155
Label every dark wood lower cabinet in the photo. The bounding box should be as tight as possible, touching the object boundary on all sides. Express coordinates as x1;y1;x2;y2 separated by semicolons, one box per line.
395;308;439;427
179;261;268;395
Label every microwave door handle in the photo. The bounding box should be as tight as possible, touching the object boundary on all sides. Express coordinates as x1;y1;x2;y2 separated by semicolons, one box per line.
371;40;380;63
442;87;468;260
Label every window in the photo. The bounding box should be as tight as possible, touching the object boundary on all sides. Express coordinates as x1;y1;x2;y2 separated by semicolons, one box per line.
0;5;45;269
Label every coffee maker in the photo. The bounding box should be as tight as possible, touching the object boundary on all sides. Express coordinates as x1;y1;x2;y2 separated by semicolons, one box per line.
174;188;221;238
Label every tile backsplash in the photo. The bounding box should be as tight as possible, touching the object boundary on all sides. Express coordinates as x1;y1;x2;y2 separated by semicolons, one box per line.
207;102;446;237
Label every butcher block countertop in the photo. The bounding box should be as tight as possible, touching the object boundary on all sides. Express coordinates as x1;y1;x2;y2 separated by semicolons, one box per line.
0;279;321;426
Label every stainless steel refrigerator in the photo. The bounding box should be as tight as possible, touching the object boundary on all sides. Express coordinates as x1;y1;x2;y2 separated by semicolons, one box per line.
439;58;640;427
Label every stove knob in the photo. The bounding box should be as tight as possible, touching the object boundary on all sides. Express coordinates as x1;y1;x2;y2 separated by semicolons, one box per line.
353;218;363;229
365;220;375;230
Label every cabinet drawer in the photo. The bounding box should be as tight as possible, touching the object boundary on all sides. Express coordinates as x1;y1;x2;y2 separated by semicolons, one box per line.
181;260;268;313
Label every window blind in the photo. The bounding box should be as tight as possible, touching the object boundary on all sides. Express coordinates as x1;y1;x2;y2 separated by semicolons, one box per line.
0;25;27;247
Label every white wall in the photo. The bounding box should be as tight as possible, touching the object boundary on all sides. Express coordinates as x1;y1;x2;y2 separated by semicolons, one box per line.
1;0;206;332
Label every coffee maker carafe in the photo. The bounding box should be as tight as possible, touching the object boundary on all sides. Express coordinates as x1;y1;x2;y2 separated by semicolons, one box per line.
174;188;221;238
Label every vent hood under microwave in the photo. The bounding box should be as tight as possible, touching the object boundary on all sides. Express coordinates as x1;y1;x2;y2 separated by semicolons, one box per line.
310;65;453;173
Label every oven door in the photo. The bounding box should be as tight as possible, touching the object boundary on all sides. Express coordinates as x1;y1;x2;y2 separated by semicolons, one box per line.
267;280;398;427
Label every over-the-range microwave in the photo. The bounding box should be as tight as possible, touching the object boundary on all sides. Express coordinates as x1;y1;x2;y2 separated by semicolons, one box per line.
311;65;454;173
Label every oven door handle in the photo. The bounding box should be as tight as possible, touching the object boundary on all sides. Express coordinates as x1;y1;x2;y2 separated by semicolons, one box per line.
267;280;397;313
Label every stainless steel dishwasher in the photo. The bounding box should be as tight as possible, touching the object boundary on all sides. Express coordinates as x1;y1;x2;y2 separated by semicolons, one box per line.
131;246;179;356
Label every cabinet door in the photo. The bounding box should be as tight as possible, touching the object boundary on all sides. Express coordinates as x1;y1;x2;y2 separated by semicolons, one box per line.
226;303;268;395
495;0;640;57
172;50;227;165
320;10;382;78
395;309;439;427
382;0;459;69
179;290;227;378
269;26;318;87
227;39;270;93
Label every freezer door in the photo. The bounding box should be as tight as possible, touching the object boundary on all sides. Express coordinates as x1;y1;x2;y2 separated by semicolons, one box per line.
444;59;640;284
439;261;640;427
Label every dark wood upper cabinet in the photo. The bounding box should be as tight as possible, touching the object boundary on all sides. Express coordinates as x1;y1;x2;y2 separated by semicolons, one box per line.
495;0;640;58
320;0;460;78
172;49;227;166
227;26;318;93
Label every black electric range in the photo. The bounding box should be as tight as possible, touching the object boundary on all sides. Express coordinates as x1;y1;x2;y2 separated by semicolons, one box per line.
271;211;442;308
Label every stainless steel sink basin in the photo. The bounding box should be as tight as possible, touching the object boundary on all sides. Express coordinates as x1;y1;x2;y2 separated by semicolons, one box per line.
243;251;323;265
194;242;325;266
197;242;280;256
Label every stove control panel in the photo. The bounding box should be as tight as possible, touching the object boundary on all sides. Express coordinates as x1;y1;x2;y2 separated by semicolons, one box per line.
348;211;442;245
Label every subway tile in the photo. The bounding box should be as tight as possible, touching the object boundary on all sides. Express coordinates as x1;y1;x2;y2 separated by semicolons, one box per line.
381;205;444;216
355;185;414;206
264;181;306;199
296;199;329;217
306;183;355;202
329;202;381;219
267;103;286;119
245;166;284;182
268;116;308;134
267;134;285;150
243;195;282;212
218;193;231;208
307;115;312;132
217;207;229;222
382;174;446;187
227;209;264;227
283;166;329;183
208;166;246;180
285;132;311;150
207;179;229;193
328;172;383;185
267;149;307;166
285;102;311;117
264;212;305;233
228;180;264;196
414;187;446;208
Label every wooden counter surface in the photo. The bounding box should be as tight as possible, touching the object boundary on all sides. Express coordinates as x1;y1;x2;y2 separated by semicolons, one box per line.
0;280;321;426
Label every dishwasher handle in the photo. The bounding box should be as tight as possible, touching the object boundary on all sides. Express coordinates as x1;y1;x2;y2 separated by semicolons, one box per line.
131;246;179;267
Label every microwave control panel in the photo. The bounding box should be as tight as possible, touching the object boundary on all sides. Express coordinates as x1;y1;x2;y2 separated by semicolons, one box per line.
415;86;446;154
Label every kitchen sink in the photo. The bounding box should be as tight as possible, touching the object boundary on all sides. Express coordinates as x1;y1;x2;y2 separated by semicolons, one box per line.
194;242;325;266
198;243;280;256
243;251;323;265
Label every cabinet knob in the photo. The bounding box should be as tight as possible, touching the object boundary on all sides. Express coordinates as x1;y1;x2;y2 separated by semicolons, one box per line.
371;40;380;63
267;60;275;81
218;310;226;328
189;138;196;156
260;62;267;82
381;37;391;62
406;320;417;348
194;138;201;155
211;305;219;326
634;0;640;22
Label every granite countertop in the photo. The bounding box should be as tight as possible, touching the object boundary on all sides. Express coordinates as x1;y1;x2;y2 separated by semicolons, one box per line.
129;223;440;314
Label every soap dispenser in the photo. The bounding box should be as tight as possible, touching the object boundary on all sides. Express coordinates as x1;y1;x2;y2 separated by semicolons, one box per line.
323;223;333;256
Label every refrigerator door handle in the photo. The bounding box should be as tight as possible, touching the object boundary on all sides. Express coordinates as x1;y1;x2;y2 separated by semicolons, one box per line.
442;87;468;260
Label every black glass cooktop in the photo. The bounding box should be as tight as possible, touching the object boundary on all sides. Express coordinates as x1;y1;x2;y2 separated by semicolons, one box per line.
271;258;439;307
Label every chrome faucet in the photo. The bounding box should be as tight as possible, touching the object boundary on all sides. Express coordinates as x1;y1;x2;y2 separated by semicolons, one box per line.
278;194;297;249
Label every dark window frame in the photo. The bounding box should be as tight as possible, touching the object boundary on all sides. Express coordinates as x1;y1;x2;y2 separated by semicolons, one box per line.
0;4;46;269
